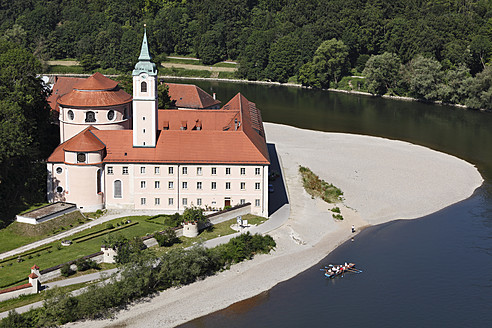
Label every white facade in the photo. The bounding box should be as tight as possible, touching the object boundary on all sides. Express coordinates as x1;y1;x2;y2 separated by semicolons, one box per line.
104;163;268;216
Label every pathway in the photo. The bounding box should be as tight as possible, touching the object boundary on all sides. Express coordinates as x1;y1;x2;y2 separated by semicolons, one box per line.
0;210;165;260
161;62;236;72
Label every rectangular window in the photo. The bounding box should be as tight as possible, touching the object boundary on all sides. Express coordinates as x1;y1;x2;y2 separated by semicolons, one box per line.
122;167;129;175
255;182;260;190
226;167;231;175
240;168;246;175
168;198;174;205
211;167;217;175
211;182;216;190
225;182;231;190
168;181;174;189
240;199;246;205
107;166;113;174
182;181;188;189
255;199;260;207
240;182;246;190
155;198;160;205
141;181;146;189
255;167;261;175
141;197;146;205
197;182;202;190
155;167;160;174
155;181;160;189
182;167;187;175
169;167;174;175
140;167;145;174
197;198;202;206
182;198;187;206
197;167;202;175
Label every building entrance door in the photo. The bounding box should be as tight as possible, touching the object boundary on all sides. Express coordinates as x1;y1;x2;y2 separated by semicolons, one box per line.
224;198;231;207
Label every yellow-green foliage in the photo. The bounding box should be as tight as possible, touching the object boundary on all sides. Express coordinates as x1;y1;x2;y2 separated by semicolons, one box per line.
299;165;343;203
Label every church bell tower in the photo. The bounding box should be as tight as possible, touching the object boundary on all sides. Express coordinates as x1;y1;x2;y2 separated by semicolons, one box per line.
132;25;158;148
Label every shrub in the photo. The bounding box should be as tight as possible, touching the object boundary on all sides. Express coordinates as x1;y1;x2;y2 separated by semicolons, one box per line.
154;228;179;247
182;206;206;224
75;258;98;272
106;223;114;230
333;214;344;220
60;263;75;277
331;207;341;213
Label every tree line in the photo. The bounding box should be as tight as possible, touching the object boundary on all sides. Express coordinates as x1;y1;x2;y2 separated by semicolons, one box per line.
1;0;491;107
0;232;276;327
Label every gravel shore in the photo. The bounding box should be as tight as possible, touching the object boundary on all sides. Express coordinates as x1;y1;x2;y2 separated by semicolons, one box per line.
67;123;483;328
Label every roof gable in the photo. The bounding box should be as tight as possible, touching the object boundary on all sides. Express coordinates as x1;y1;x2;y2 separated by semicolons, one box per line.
166;83;221;109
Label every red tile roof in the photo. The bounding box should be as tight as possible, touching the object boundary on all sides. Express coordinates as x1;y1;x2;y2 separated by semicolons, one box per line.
28;273;38;279
57;73;131;108
73;72;118;90
48;77;85;112
48;93;269;165
166;83;221;109
0;283;32;295
62;127;106;152
31;265;40;270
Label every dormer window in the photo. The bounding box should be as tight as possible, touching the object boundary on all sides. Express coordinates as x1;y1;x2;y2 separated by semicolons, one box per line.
181;121;187;130
163;121;169;130
141;81;147;93
85;111;96;123
193;120;202;131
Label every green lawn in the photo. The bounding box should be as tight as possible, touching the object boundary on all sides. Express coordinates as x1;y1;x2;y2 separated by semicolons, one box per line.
0;212;89;254
0;213;268;289
164;57;237;68
0;281;92;313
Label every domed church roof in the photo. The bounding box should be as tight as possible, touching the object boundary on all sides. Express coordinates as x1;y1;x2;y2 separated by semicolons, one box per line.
57;72;132;108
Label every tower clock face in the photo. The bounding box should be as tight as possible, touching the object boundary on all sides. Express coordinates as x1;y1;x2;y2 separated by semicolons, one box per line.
141;74;147;80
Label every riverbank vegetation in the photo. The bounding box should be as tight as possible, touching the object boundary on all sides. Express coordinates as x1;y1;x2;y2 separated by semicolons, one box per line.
0;233;276;327
299;166;343;203
2;0;492;109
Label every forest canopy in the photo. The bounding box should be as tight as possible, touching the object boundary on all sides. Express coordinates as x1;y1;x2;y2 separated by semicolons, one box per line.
1;0;491;76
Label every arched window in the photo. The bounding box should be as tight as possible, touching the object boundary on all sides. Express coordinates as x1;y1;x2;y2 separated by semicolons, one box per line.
85;111;96;123
97;169;101;194
141;81;147;93
67;110;74;120
114;180;122;198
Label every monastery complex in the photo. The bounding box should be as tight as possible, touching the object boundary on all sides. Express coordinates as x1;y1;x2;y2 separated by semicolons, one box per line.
46;31;270;217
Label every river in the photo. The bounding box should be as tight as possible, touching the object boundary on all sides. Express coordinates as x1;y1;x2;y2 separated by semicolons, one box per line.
172;80;492;327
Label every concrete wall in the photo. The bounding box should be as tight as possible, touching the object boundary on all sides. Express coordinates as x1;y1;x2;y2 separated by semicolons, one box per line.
16;206;78;225
0;284;34;302
207;203;252;225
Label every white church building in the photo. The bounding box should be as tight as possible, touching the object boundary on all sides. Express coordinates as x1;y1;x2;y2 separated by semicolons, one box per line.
46;30;270;217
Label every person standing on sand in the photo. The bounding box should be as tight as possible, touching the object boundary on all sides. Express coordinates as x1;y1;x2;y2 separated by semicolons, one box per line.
351;225;355;233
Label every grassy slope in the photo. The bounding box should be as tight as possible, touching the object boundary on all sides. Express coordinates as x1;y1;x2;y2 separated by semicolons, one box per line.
0;212;88;254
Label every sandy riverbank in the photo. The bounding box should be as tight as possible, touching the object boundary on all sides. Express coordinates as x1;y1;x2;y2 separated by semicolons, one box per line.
67;123;483;328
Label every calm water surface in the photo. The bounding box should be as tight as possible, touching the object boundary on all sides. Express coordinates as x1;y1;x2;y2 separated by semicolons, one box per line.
172;80;492;328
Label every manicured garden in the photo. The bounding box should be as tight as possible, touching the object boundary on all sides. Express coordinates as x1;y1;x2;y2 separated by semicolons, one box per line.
0;213;267;288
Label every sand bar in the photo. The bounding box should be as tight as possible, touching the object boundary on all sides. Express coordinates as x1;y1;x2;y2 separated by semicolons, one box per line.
67;123;483;328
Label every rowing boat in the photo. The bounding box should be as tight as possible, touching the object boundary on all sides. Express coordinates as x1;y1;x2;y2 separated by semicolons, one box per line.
322;262;358;278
